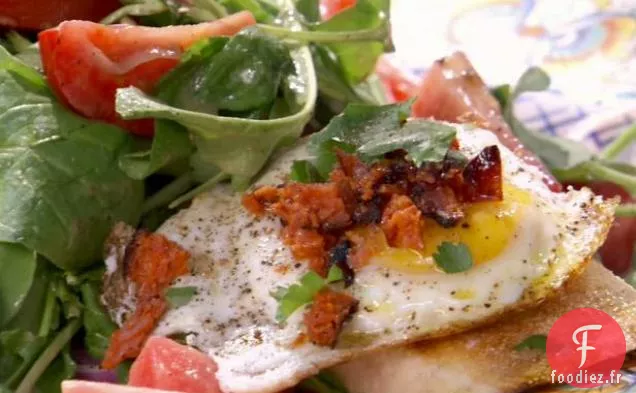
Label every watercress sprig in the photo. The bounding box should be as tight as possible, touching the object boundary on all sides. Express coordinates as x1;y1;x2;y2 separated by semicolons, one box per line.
494;67;636;216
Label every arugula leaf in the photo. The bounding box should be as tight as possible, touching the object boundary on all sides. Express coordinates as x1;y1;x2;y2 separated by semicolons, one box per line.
295;0;320;22
1;260;86;393
119;120;194;180
0;46;144;271
0;244;37;327
497;67;593;170
299;370;349;393
273;266;343;322
311;46;386;106
116;4;317;192
433;242;474;274
312;0;387;85
289;160;322;183
515;334;547;352
218;0;275;22
165;286;198;308
497;67;636;196
168;29;294;113
79;279;117;360
34;346;75;393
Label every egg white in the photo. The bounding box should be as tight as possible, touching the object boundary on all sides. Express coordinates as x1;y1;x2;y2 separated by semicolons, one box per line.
146;123;615;393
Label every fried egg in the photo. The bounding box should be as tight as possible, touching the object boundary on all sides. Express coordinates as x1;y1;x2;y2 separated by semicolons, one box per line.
136;123;614;393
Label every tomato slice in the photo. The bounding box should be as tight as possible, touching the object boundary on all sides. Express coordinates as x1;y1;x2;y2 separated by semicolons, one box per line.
62;381;180;393
128;336;221;393
375;57;417;103
38;12;257;137
320;0;357;20
0;0;120;30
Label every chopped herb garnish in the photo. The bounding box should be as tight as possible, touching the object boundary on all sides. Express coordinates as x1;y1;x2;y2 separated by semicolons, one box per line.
273;266;344;322
306;101;457;177
165;286;198;308
515;334;547;352
433;242;474;273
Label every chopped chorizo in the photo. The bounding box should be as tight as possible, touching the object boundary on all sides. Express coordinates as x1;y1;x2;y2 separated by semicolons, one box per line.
102;231;190;369
282;227;327;275
304;288;358;347
242;145;503;273
346;226;388;269
381;195;425;250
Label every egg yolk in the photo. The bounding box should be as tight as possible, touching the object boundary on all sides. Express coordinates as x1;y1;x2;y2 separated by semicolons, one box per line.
375;184;532;273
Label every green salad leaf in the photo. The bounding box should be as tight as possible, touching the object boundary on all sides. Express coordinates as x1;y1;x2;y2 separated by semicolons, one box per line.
272;266;344;322
116;5;317;193
118;120;194;180
515;334;547;352
167;28;294;114
0;47;144;271
0;260;82;393
0;244;37;327
433;242;474;274
79;276;117;360
313;0;387;85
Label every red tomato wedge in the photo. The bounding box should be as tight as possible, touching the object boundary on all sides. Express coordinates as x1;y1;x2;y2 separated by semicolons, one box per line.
375;57;417;102
38;12;257;137
63;381;182;393
0;0;120;30
411;51;562;192
320;0;357;20
128;337;221;393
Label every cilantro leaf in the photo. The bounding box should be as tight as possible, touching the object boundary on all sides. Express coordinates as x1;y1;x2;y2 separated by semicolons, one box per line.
433;242;474;274
358;120;457;166
165;286;198;308
273;266;344;322
308;101;456;176
515;334;547;352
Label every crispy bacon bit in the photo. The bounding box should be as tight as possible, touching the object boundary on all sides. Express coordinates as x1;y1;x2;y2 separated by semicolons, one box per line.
102;231;190;369
462;145;503;202
381;195;424;249
304;288;358;347
411;185;464;228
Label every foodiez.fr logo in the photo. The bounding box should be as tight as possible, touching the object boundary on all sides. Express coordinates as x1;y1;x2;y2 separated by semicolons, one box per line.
547;308;627;388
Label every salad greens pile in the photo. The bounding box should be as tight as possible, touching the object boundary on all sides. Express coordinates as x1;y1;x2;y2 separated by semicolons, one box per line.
0;48;136;393
0;1;393;392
